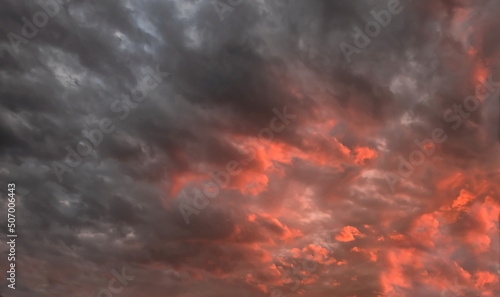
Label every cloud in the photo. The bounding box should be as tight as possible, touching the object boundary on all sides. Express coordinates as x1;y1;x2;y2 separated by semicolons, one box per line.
0;0;498;296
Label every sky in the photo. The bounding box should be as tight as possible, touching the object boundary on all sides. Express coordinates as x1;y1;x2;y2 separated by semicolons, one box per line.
0;0;499;296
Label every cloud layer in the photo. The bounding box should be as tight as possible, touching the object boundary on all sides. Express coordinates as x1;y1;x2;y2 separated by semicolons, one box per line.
0;0;499;296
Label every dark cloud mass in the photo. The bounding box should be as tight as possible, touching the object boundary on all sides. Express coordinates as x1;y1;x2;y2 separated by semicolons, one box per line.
0;0;499;296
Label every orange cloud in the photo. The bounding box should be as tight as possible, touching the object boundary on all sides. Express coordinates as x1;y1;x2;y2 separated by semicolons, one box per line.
335;226;366;242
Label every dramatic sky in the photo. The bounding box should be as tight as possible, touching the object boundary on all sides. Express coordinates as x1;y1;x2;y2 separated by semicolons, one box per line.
0;0;499;296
